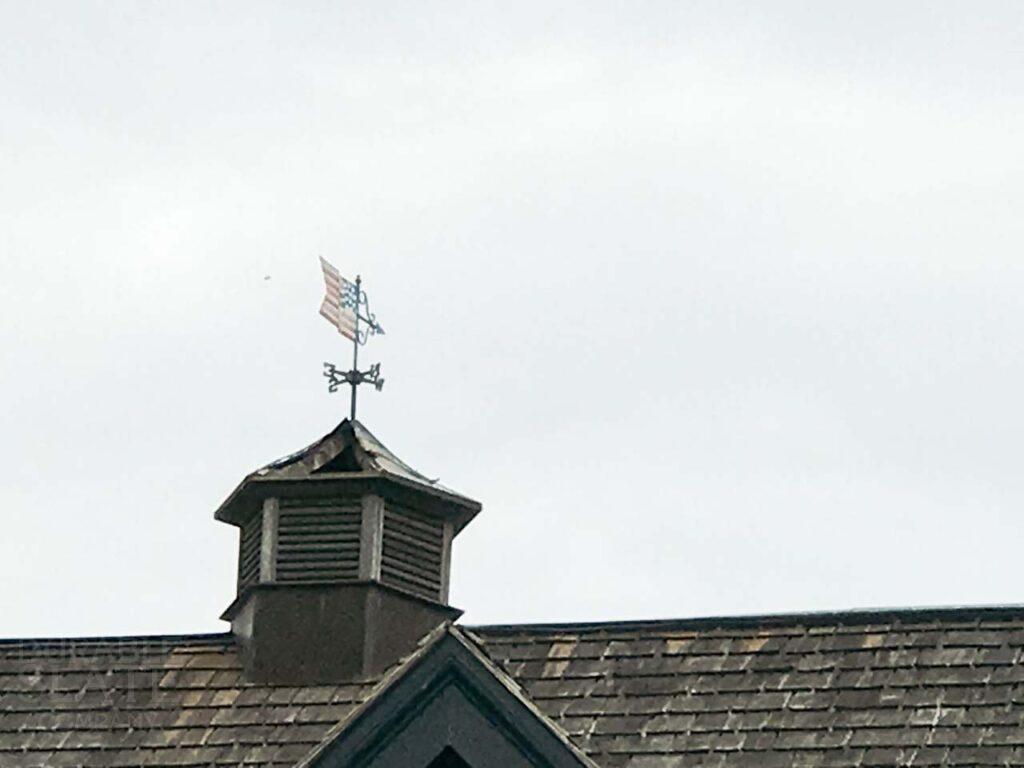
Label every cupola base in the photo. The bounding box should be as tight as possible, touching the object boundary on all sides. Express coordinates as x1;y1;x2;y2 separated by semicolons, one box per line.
223;581;461;684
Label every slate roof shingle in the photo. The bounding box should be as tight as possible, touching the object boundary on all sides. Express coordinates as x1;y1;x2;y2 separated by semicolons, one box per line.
2;607;1024;767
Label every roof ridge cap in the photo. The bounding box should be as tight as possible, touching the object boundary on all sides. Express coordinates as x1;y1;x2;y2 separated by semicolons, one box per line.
0;631;233;646
468;603;1024;635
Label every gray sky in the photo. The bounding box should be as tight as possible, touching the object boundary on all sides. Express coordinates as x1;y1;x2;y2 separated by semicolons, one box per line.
2;2;1024;637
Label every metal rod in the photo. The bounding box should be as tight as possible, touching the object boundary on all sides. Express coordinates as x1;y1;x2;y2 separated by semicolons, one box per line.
350;275;361;421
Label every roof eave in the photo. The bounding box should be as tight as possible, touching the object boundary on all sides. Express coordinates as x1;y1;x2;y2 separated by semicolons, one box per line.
214;471;481;528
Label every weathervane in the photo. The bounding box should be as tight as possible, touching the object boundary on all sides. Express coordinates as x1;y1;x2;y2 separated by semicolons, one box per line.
318;256;384;420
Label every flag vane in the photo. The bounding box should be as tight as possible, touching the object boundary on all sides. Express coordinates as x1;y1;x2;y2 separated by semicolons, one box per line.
318;257;385;420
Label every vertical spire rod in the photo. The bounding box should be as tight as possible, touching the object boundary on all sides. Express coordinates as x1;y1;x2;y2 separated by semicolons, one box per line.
350;275;361;421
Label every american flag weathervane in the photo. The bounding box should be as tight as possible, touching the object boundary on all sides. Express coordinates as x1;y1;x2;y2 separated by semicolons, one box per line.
318;256;384;420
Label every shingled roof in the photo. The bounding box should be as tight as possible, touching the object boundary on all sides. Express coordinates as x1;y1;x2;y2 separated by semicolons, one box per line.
0;633;379;768
3;606;1024;767
472;607;1024;768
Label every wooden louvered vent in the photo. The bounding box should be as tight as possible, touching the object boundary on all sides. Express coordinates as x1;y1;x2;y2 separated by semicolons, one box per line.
238;510;262;592
276;499;362;582
381;502;445;601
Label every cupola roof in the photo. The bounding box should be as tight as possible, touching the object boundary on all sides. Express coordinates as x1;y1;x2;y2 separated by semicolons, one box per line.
214;419;480;530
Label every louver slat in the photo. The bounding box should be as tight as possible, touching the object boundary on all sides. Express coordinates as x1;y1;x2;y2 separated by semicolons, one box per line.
276;503;361;583
380;504;444;601
383;533;443;566
238;511;262;591
381;561;441;591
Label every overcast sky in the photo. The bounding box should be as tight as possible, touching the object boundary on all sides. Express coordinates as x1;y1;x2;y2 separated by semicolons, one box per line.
2;2;1024;637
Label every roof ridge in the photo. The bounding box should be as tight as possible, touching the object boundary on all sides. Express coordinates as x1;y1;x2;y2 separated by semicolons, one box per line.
0;631;233;646
6;603;1024;645
467;603;1024;634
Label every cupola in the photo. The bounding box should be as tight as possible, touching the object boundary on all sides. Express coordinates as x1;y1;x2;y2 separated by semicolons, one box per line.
215;419;481;683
